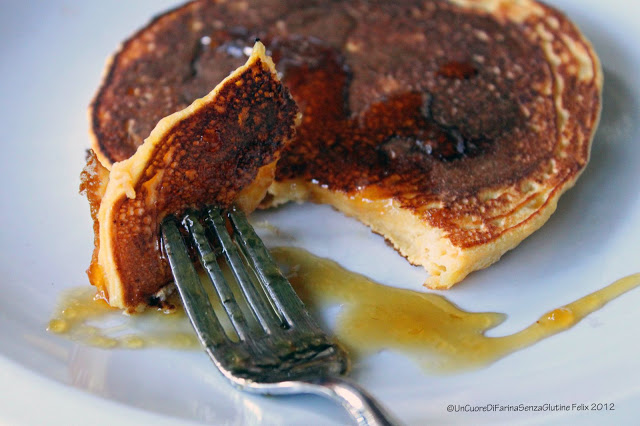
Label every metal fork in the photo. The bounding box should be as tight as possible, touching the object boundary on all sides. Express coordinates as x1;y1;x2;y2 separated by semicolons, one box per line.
160;206;396;426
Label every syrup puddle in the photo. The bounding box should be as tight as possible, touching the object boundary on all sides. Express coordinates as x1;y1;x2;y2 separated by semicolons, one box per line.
273;248;640;372
49;247;640;373
47;290;198;350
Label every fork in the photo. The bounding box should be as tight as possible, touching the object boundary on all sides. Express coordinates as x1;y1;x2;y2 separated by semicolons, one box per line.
160;206;396;426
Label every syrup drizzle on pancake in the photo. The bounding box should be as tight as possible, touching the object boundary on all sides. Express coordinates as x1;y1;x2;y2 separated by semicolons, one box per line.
268;36;515;189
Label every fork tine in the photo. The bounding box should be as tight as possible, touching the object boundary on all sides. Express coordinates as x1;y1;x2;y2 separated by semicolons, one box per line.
165;210;395;425
182;211;253;342
228;209;323;335
204;207;284;335
161;217;228;348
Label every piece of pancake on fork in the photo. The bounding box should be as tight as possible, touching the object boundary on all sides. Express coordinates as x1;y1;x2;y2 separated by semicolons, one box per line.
82;42;299;310
85;0;602;308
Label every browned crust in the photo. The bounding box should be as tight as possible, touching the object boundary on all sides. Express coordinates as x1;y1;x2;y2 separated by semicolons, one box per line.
88;1;202;168
79;151;111;299
87;0;602;290
88;45;299;309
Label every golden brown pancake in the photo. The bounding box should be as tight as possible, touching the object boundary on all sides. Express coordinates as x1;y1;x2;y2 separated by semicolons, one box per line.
81;43;299;310
88;0;601;293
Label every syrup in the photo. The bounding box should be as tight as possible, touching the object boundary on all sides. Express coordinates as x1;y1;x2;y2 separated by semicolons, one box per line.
437;61;479;79
271;36;500;190
50;247;640;374
272;247;640;373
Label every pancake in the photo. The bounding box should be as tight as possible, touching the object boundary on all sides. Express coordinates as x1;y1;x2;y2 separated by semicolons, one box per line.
88;0;602;293
81;42;299;310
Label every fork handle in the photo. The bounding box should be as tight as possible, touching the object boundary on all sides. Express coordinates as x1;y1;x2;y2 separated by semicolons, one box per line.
299;376;398;426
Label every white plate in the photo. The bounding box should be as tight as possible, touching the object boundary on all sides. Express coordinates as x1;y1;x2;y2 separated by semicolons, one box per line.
1;1;639;424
